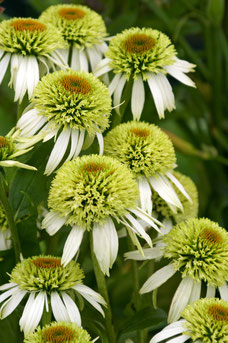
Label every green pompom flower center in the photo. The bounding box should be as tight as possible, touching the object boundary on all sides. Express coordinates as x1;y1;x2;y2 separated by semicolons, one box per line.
208;304;228;322
124;33;155;54
0;136;9;149
32;257;61;269
0;136;14;162
61;75;91;95
58;8;86;20
11;19;46;32
42;326;75;342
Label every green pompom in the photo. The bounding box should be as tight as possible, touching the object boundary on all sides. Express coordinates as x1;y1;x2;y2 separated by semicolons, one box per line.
0;136;14;162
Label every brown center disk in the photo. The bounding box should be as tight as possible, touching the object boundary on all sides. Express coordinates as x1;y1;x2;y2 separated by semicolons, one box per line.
208;304;228;322
11;19;46;32
82;162;105;173
0;136;9;149
42;326;75;342
32;258;61;269
201;228;223;245
130;128;150;137
61;76;91;95
58;8;85;20
124;33;155;53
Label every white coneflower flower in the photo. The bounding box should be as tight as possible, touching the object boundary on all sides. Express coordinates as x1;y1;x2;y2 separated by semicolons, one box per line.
104;121;191;216
129;218;228;323
150;298;228;343
0;18;66;103
0;204;11;251
95;27;196;120
17;70;112;175
0;256;106;335
40;4;107;72
0;128;40;170
24;321;93;343
42;155;161;276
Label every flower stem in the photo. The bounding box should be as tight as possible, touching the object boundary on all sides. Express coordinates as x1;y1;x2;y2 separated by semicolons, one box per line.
90;233;116;343
41;303;52;327
0;172;21;262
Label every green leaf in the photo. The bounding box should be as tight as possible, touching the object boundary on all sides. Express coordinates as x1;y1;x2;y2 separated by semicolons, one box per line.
0;307;24;343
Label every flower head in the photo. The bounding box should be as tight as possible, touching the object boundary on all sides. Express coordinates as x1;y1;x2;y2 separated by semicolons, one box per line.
104;121;191;214
24;321;92;343
40;4;107;71
0;255;105;335
0;128;40;170
17;70;112;175
43;155;161;275
0;18;66;102
138;218;228;323
95;27;196;119
150;298;228;343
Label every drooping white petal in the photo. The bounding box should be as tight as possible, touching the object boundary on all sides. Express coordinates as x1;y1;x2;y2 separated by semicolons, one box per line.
61;226;84;266
0;53;10;84
0;160;37;171
189;281;201;304
173;58;196;72
168;277;194;323
42;211;66;236
147;74;165;119
61;292;81;326
124;213;152;247
9;54;19;88
87;46;102;71
42;124;58;143
164;64;196;88
165;335;190;343
94;58;112;77
219;283;228;301
156;73;175;112
138;177;152;214
51;292;70;322
206;284;216;298
19;292;36;331
72;284;105;316
150;321;185;343
113;75;127;114
73;130;85;158
0;283;17;291
14;56;29;103
56;48;69;65
65;129;79;162
149;174;183;211
93;219;119;276
125;247;163;261
129;208;161;232
131;76;145;120
124;223;144;255
96;132;104;155
0;286;19;303
22;292;45;335
166;172;192;202
26;56;39;98
79;50;88;72
108;73;121;96
1;289;27;319
140;264;176;294
44;128;71;175
17;108;40;130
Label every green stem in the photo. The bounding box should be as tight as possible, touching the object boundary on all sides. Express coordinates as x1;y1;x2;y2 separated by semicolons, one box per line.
0;172;21;262
46;232;60;255
90;234;116;343
41;302;52;327
68;44;73;67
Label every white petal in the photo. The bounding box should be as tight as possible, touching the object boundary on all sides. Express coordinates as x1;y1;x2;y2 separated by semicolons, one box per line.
19;292;36;331
94;58;112;77
108;73;121;96
51;292;70;322
0;283;17;291
0;53;10;84
14;57;28;103
206;284;216;298
66;129;79;162
138;177;152;214
125;247;163;261
87;46;101;72
140;264;176;294
73;284;105;316
173;58;196;72
93;219;119;276
17;108;40;131
165;335;190;343
150;322;185;343
129;208;161;232
71;47;80;70
26;56;39;98
166;172;192;202
113;75;126;114
96;132;104;155
61;226;84;266
44;128;71;175
149;175;183;211
189;282;201;304
168;277;194;323
131;76;145;120
1;289;27;319
22;292;45;335
73;130;85;158
155;74;175;112
147;74;165;119
0;160;37;171
0;286;19;303
124;213;152;247
56;48;69;65
42;212;66;236
79;50;88;72
219;283;228;301
165;64;196;88
61;292;81;326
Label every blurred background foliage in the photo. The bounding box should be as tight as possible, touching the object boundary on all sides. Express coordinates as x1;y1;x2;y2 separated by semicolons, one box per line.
0;0;228;342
